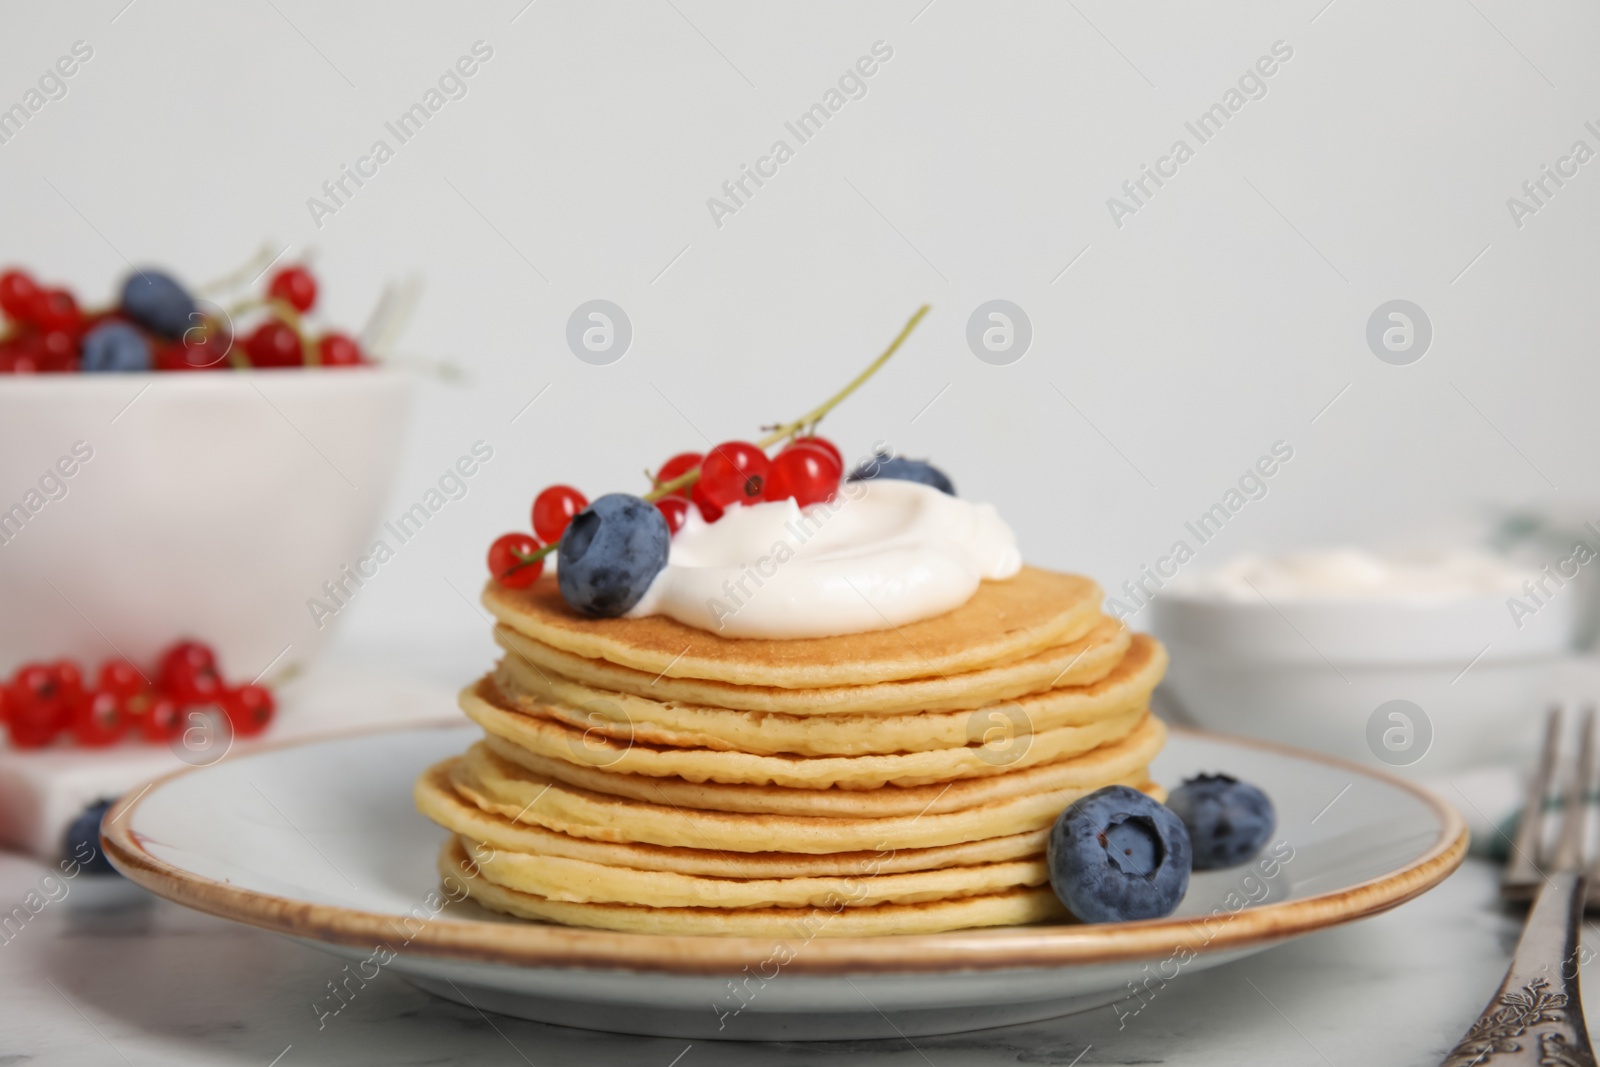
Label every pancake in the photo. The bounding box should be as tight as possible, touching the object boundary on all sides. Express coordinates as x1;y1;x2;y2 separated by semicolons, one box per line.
416;761;1054;876
442;838;1068;936
450;722;1165;852
495;614;1131;717
459;834;1047;908
477;721;1167;818
494;633;1166;757
461;677;1147;789
482;566;1102;688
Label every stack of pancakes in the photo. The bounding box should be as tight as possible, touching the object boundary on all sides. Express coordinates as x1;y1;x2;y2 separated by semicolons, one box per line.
416;565;1169;936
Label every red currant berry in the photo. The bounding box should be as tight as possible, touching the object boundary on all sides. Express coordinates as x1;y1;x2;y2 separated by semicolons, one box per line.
655;495;690;534
764;444;841;507
488;532;544;588
159;641;222;703
690;479;724;523
267;266;318;313
655;452;702;498
223;684;276;738
0;270;39;323
532;486;588;543
51;660;85;701
7;663;67;747
33;289;83;335
34;329;80;372
97;658;147;700
244;320;304;368
698;441;770;507
70;691;128;747
783;435;843;473
137;695;182;743
317;332;364;367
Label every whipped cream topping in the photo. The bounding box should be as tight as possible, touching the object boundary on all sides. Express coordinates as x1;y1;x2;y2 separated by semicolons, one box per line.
1172;548;1532;601
625;479;1022;638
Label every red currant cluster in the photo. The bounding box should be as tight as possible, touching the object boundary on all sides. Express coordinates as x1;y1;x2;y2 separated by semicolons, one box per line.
241;265;367;369
486;436;845;589
0;262;367;373
1;640;275;750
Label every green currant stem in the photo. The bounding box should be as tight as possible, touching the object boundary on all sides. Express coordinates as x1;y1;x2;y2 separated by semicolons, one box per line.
511;304;931;569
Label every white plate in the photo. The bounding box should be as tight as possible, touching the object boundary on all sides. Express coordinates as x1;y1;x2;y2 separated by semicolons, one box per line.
103;721;1466;1041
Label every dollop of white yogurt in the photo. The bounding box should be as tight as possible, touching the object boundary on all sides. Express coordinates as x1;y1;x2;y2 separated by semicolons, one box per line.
1173;548;1533;601
625;479;1022;638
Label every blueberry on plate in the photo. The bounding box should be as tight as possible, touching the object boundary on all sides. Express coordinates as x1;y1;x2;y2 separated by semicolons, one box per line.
80;321;151;373
119;269;195;339
1166;774;1275;870
63;798;119;875
847;454;955;496
1047;784;1191;923
558;493;670;617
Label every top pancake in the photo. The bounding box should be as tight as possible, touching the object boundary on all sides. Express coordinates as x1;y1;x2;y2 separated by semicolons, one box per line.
482;566;1101;689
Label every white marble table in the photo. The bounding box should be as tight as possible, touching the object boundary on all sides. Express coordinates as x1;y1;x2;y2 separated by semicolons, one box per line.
0;849;1576;1066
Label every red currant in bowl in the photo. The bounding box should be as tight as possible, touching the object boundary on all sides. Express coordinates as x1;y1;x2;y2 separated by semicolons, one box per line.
488;532;545;588
532;485;588;543
0;270;40;323
317;332;364;367
268;266;318;313
698;441;770;508
244;320;304;368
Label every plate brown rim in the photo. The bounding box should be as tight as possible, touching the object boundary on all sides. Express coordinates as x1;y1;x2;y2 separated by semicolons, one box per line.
101;719;1468;976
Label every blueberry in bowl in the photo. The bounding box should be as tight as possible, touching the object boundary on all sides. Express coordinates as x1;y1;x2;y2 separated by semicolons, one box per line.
1048;785;1191;923
1166;774;1275;870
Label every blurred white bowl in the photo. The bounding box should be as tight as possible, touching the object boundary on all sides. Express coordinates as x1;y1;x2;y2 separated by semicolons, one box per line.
1151;585;1573;772
0;370;410;681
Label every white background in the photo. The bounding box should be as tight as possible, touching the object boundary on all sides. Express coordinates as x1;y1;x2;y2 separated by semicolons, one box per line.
3;0;1597;682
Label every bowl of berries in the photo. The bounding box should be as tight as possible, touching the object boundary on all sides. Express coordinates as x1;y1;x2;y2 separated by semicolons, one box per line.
0;259;411;704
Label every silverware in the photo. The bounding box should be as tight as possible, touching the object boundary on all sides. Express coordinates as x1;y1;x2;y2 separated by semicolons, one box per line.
1442;705;1596;1067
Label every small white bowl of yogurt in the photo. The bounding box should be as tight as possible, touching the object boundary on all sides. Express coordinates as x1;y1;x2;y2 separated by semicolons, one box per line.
1149;549;1575;772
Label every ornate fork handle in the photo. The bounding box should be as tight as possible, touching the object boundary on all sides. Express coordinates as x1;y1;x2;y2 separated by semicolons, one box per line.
1442;871;1595;1067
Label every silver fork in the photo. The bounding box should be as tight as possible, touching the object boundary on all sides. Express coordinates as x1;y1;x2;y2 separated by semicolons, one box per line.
1441;705;1597;1067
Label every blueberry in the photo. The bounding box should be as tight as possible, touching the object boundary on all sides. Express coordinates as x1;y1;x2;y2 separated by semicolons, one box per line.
119;269;195;339
558;493;670;617
1166;774;1276;870
63;798;119;875
847;454;955;496
79;321;151;372
1047;784;1190;923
